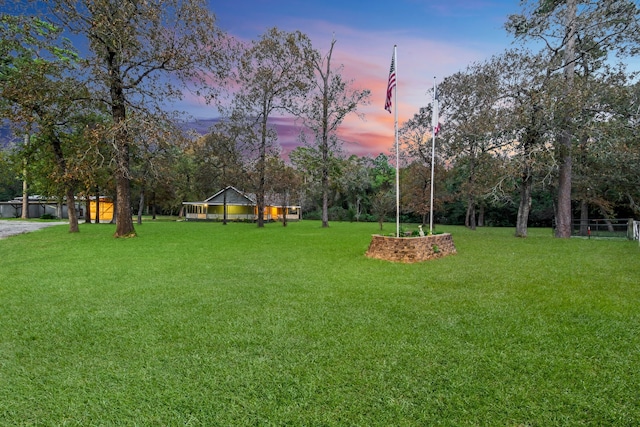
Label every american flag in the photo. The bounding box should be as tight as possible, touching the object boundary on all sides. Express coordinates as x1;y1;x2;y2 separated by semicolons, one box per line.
384;49;396;113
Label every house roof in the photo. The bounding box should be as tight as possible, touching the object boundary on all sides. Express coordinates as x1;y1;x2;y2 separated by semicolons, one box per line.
203;186;256;206
183;186;301;208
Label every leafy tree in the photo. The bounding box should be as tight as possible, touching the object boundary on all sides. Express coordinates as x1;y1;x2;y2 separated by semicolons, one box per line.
230;27;314;227
127;113;188;223
0;146;22;202
185;120;248;223
507;0;640;237
192;125;247;197
49;0;229;237
369;153;395;230
299;37;370;228
485;49;556;237
1;13;87;230
335;155;372;222
289;145;325;214
437;62;514;230
572;69;640;225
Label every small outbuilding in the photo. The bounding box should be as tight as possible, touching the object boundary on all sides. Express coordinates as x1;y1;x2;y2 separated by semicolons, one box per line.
0;195;113;222
182;186;301;222
88;196;114;223
0;196;75;219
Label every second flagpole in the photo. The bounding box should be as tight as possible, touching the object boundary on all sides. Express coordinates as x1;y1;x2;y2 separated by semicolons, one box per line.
430;77;437;235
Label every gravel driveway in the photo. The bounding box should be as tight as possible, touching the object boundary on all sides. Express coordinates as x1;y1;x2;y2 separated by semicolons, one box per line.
0;220;68;240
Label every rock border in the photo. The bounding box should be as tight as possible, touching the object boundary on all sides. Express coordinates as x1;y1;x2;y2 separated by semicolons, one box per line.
365;233;457;263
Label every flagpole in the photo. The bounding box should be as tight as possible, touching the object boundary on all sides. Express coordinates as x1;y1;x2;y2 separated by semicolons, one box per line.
394;46;400;238
429;77;437;235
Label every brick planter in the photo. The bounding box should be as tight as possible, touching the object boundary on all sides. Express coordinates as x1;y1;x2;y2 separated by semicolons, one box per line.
365;233;457;263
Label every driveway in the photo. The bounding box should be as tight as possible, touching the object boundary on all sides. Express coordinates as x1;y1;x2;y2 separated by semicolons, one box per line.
0;220;68;240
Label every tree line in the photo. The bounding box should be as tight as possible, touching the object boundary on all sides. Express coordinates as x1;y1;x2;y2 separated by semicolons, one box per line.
1;0;639;238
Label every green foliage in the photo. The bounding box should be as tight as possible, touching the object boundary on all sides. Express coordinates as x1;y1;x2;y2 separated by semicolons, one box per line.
1;222;639;425
0;150;21;201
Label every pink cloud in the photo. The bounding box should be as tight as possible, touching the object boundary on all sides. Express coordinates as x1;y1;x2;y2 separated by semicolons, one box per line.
176;18;495;157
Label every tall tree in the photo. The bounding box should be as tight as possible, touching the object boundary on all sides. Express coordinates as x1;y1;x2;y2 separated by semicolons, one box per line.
507;0;640;237
231;27;314;227
488;49;555;237
438;62;514;230
300;37;370;228
49;0;229;237
1;13;87;231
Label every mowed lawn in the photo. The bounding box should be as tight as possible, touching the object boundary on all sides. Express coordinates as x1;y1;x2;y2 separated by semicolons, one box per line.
1;220;639;425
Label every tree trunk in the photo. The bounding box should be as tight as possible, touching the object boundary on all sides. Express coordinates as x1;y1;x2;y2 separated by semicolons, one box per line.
137;187;144;225
466;197;476;230
109;51;135;237
597;204;615;232
57;199;63;220
49;129;79;233
114;139;134;236
151;192;157;220
256;110;268;228
21;168;28;218
320;41;333;229
95;188;100;224
515;170;532;237
555;141;573;238
555;0;576;238
478;204;485;227
21;134;29;219
515;181;532;237
84;191;91;224
579;200;589;236
66;188;79;233
257;192;265;227
465;154;477;231
321;186;329;228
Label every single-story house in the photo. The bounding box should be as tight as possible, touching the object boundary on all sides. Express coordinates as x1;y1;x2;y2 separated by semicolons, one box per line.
182;186;301;222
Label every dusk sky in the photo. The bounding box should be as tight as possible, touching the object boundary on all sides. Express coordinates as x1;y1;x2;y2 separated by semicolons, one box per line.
179;0;521;158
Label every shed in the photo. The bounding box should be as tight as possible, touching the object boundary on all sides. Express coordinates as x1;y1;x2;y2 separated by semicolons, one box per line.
89;196;114;223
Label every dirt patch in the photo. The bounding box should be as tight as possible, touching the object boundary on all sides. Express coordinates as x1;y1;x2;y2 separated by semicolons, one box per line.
0;220;68;240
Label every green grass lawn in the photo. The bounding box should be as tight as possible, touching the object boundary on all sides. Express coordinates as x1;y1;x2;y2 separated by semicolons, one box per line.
1;220;639;425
